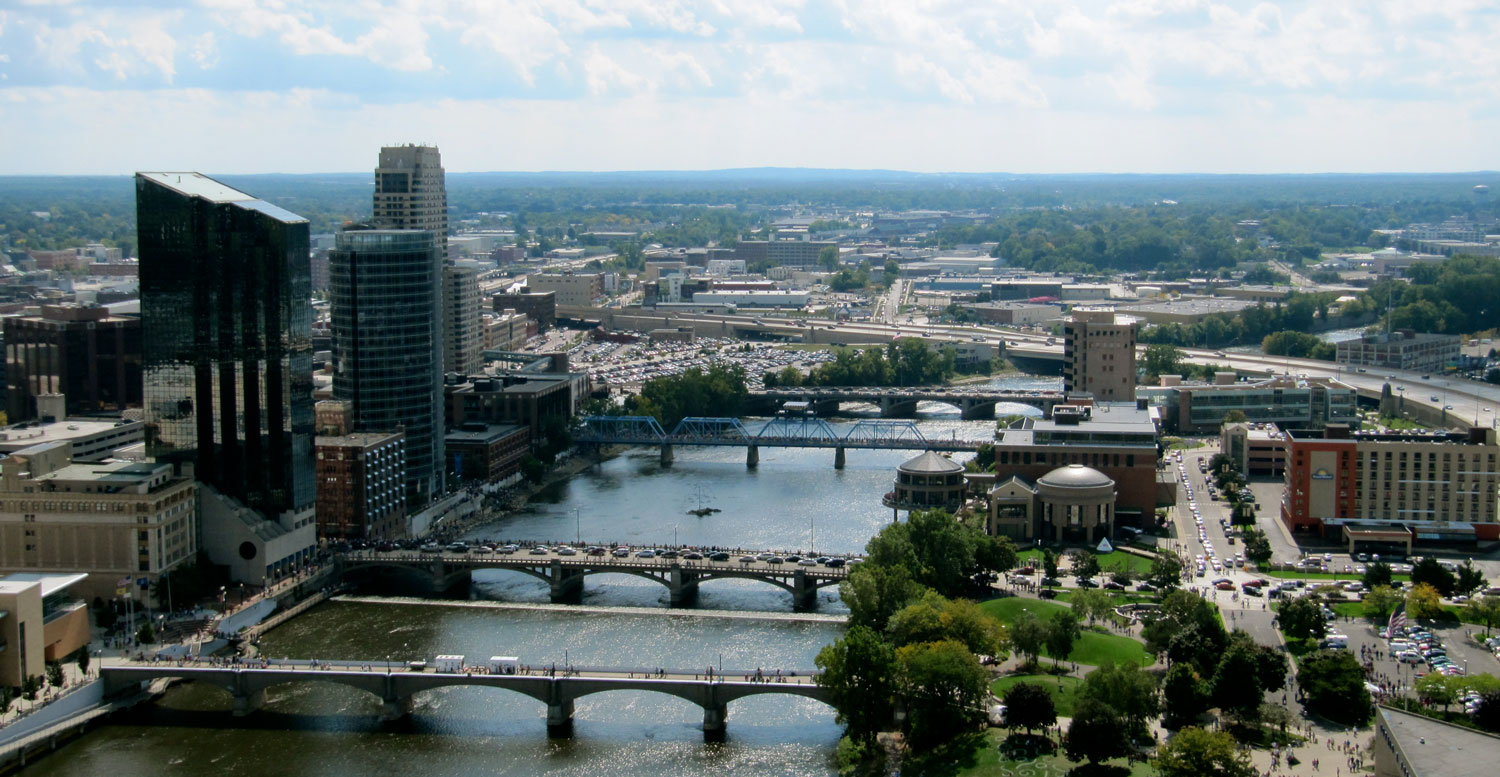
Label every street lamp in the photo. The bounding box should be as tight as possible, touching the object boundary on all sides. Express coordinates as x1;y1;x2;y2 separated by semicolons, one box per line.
574;507;581;546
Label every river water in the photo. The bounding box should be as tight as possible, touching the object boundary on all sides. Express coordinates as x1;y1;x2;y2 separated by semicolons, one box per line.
25;375;1060;777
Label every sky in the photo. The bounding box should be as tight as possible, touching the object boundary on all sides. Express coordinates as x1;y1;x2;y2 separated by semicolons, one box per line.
3;0;1500;175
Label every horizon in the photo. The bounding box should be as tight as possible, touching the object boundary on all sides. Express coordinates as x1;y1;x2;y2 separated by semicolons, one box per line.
4;2;1500;176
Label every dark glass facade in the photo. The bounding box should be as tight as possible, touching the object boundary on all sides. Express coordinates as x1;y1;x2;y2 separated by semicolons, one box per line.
328;227;444;508
136;173;315;519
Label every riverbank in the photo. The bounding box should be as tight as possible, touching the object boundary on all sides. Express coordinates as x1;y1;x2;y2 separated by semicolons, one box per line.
423;445;628;543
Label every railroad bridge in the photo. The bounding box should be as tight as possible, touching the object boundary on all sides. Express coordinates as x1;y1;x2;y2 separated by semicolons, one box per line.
336;550;849;611
101;663;829;741
748;386;1066;419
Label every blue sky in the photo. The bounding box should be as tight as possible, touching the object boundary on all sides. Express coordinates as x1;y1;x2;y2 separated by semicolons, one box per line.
3;0;1500;174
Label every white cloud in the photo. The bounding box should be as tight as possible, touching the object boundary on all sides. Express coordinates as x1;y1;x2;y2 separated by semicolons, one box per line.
189;31;218;69
30;11;180;81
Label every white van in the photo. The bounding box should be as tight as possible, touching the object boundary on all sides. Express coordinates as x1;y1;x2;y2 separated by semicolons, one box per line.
434;655;466;673
489;656;520;675
1322;634;1349;650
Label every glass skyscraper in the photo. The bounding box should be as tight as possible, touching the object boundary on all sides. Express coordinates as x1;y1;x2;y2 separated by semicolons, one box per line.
136;172;315;520
328;226;445;508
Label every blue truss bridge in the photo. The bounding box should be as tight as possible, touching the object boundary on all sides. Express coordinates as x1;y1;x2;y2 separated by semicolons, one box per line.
574;416;985;467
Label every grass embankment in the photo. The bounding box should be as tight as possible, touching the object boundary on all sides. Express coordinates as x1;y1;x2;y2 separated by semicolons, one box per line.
1259;569;1411;583
979;598;1153;667
1016;549;1155;577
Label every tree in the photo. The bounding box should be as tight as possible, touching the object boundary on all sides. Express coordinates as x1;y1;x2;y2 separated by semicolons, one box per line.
45;662;64;689
1046;610;1080;661
1011;612;1048;667
1070;550;1101;581
1081;661;1161;734
1363;562;1394;590
1466;595;1500;636
818;244;841;271
816;625;899;742
1411;558;1457;597
1041;549;1060;582
1144;590;1227;673
1475;689;1500;733
1210;642;1267;723
974;533;1019;577
1239;527;1271;560
1143;343;1184;380
841;562;919;632
1299;650;1374;725
77;649;91;676
885;593;1005;656
1407;582;1446;619
21;674;41;701
1002;681;1056;734
1278;595;1327;642
1221;409;1248;424
1162;662;1207;728
897;639;989;747
1364;585;1403;623
137;621;156;644
1455;560;1487;596
1070;588;1113;627
1148;553;1184;592
1416;673;1459;712
1065;699;1130;766
0;685;11;716
1154;726;1256;777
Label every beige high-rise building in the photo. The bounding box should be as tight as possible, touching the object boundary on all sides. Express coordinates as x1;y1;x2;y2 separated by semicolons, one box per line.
373;145;448;257
444;259;484;375
1063;308;1137;401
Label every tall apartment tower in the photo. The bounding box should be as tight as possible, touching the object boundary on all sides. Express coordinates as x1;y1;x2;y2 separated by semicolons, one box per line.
444;259;484;374
373;145;448;254
1063;308;1138;402
371;145;479;375
136;172;317;581
328;226;445;509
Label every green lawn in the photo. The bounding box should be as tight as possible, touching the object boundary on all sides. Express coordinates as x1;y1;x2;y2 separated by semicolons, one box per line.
929;729;1155;777
1099;553;1155;576
978;597;1153;667
1163;437;1206;450
1260;568;1410;583
991;673;1084;717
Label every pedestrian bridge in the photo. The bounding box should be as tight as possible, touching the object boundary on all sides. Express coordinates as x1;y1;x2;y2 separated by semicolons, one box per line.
336;549;850;611
101;662;829;741
749;386;1066;419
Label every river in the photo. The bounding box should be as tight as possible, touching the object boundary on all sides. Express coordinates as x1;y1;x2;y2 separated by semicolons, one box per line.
23;375;1060;777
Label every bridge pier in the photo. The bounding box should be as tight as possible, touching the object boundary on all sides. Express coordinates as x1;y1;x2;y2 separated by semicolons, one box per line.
791;570;819;612
669;564;700;607
550;559;585;604
232;688;265;717
833;446;845;470
547;699;575;737
746;444;758;468
660;444;674;465
960;400;994;420
382;694;414;721
702;703;728;742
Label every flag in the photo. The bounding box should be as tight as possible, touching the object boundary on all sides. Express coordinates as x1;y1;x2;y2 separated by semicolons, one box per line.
1386;600;1406;638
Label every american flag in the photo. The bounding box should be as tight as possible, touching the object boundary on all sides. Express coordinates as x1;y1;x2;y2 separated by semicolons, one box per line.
1386;600;1407;639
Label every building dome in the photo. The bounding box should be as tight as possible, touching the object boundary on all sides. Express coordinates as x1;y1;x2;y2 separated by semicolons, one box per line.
1037;463;1113;490
898;450;965;475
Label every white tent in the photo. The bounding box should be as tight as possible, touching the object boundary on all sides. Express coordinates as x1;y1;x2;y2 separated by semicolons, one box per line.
1096;537;1114;553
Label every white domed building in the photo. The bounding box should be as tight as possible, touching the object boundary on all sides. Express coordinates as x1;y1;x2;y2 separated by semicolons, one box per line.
985;463;1117;543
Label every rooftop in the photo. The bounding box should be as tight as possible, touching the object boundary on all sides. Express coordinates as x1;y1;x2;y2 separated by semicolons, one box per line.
898;450;964;474
138;172;252;203
0;419;142;446
35;460;173;485
0;572;88;598
1377;706;1499;777
445;423;527;444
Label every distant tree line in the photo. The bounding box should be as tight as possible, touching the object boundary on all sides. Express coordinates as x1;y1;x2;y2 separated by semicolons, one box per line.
763;339;956;389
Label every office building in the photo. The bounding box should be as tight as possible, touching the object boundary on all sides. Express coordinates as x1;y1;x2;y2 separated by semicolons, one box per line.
315;430;406;541
1063;308;1137;401
444;258;484;375
444;422;529;485
492;289;555;331
372;145;447;257
1335;331;1461;374
1143;375;1358;434
527;272;603;307
985;401;1163;526
1281;424;1500;546
444;371;586;441
136;172;316;584
0;440;196;605
328;227;445;509
1220;423;1288;476
1372;706;1497;777
4;304;142;422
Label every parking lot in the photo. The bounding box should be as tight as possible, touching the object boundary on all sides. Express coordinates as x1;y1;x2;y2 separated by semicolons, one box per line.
1331;613;1500;703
